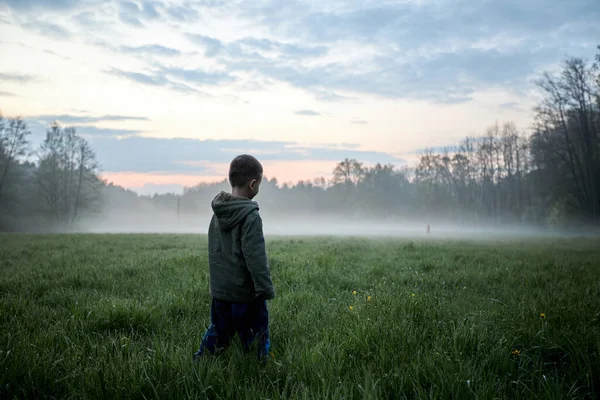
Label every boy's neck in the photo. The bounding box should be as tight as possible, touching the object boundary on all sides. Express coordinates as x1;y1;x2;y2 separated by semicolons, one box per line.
232;187;251;199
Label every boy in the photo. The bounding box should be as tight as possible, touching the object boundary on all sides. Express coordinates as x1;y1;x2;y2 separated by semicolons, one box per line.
194;154;275;361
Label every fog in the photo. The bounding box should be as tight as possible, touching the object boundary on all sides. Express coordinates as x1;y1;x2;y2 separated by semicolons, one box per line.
65;207;588;240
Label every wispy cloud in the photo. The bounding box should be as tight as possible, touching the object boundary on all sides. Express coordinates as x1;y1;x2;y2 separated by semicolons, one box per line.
2;0;83;11
187;34;328;60
120;44;181;57
295;109;321;116
162;67;235;85
31;114;150;124
314;91;354;102
22;21;72;39
119;13;144;28
72;126;143;137
0;72;38;83
107;66;226;95
107;68;165;86
118;2;146;27
43;49;72;60
0;91;17;97
23;114;149;138
165;3;200;22
350;120;368;125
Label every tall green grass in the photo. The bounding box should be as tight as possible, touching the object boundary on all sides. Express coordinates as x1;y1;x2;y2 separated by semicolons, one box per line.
1;234;599;399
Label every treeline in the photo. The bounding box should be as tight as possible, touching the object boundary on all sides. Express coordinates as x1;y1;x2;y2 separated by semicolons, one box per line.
1;47;599;232
0;120;104;231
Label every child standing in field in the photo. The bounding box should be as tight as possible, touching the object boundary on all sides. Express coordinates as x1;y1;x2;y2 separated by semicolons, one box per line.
194;154;275;361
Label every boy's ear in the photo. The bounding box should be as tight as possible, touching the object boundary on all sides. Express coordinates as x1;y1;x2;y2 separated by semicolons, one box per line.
249;178;257;190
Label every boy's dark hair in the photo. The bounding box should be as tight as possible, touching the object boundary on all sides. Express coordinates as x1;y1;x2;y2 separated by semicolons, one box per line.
229;154;263;187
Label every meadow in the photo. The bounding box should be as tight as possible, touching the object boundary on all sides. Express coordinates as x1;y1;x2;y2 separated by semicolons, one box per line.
0;233;599;399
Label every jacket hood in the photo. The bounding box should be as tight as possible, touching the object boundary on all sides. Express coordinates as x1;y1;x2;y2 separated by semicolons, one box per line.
211;191;259;230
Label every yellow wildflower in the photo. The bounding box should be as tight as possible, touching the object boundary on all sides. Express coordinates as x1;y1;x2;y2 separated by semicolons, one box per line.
511;349;520;356
349;306;354;311
411;293;416;297
352;291;357;295
540;313;546;318
367;296;372;301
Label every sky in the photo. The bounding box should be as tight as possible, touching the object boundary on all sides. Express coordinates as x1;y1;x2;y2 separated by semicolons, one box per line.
0;0;598;195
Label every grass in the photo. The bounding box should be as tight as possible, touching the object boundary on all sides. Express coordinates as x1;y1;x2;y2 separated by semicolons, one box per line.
0;234;599;399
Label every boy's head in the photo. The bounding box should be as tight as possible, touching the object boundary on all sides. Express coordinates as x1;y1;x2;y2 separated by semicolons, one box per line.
229;154;263;199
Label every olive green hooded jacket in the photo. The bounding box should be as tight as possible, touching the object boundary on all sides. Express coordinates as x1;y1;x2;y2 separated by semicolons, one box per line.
207;191;275;303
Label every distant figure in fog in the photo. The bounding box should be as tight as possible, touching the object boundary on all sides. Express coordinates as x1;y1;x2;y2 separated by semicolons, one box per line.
193;154;275;363
426;224;431;235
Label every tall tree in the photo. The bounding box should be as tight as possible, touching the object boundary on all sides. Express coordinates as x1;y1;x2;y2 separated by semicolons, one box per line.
332;158;365;186
532;52;600;223
0;115;31;194
35;122;102;229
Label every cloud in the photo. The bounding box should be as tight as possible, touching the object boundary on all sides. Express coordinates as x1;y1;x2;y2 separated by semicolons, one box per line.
3;0;598;126
119;13;144;28
43;49;71;60
71;125;142;137
31;114;150;124
22;119;142;150
201;0;598;103
235;37;328;57
23;115;147;138
165;4;199;22
188;35;224;57
22;21;72;39
117;2;145;27
350;120;367;125
88;136;404;173
10;0;595;104
294;109;321;116
140;1;160;19
242;0;600;45
116;0;199;27
0;91;17;97
106;66;230;95
73;11;97;27
108;68;166;86
91;39;183;59
314;91;353;102
0;72;38;83
219;44;558;104
162;67;235;85
107;68;195;95
121;44;181;57
1;0;83;11
187;34;328;60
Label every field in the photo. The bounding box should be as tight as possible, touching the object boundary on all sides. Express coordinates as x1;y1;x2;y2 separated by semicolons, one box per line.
1;234;599;399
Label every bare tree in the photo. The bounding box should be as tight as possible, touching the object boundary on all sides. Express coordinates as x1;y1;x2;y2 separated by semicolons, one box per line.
533;54;600;223
0;115;31;193
332;158;365;186
35;122;102;230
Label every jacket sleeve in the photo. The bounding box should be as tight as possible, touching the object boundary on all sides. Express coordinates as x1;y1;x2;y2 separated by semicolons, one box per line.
241;211;275;300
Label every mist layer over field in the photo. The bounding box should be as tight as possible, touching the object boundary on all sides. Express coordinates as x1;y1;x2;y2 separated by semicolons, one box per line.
66;210;574;239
